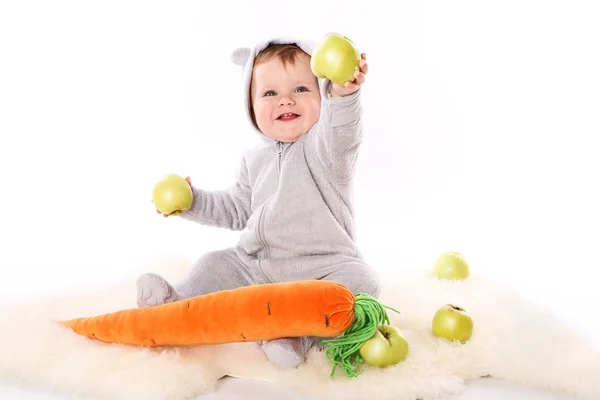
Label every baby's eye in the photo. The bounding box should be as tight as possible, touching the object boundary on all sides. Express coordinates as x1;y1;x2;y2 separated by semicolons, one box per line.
295;86;309;93
263;90;276;97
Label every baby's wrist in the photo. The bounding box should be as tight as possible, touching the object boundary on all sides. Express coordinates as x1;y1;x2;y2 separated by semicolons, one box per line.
328;82;359;98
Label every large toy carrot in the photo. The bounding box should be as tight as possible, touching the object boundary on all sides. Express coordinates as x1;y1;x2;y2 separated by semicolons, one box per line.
59;280;399;378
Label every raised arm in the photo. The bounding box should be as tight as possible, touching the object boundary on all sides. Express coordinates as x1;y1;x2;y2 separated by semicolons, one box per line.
179;155;252;231
309;53;368;184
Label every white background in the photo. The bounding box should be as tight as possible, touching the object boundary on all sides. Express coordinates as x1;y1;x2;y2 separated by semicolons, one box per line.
0;1;598;399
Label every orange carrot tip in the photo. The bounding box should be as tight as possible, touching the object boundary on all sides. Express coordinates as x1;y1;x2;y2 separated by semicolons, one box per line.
57;280;400;379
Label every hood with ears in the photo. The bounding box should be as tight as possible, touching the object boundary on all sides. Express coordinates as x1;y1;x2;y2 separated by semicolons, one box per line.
230;37;330;141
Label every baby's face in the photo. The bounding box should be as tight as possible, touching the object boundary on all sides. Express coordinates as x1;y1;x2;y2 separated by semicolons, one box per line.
250;52;321;142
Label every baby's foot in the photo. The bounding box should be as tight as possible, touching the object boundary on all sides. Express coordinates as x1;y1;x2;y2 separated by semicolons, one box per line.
136;273;182;308
260;337;310;369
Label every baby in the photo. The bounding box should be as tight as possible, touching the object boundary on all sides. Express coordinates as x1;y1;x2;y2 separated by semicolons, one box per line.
137;36;381;369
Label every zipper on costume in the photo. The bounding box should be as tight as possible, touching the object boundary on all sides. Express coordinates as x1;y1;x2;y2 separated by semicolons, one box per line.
258;141;284;261
257;197;271;260
276;141;283;176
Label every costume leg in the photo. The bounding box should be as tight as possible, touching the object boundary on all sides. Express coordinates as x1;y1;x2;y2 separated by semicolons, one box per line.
319;261;381;298
261;336;316;369
136;248;256;308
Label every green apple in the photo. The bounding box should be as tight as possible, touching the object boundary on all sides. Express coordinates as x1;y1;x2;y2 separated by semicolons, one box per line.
310;33;361;87
152;173;193;215
432;252;470;280
359;325;409;367
431;304;474;343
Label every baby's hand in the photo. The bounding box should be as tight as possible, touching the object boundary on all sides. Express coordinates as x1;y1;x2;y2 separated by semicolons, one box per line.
155;176;192;218
330;53;368;97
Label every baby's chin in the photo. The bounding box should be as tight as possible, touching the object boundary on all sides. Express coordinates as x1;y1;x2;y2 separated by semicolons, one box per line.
263;127;315;143
272;130;313;143
264;134;303;143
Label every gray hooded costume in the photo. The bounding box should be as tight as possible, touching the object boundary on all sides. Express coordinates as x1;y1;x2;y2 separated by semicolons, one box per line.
136;36;381;367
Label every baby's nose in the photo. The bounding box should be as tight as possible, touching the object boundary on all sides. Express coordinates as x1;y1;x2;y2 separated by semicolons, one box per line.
278;96;295;106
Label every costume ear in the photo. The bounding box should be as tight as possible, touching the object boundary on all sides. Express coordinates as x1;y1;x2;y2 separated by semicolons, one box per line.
231;47;251;66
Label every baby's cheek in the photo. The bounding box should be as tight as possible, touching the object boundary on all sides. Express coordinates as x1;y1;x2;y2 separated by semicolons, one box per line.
255;106;272;128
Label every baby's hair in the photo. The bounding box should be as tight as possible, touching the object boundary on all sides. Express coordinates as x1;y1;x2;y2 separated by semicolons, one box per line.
254;43;308;67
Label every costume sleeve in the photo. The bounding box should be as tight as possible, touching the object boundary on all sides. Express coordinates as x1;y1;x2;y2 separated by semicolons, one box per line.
309;81;363;184
179;156;252;231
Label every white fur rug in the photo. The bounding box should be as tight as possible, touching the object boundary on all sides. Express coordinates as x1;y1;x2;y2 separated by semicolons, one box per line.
1;260;598;400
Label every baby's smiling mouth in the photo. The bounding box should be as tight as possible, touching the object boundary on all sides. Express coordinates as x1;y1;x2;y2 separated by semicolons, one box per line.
277;113;300;121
